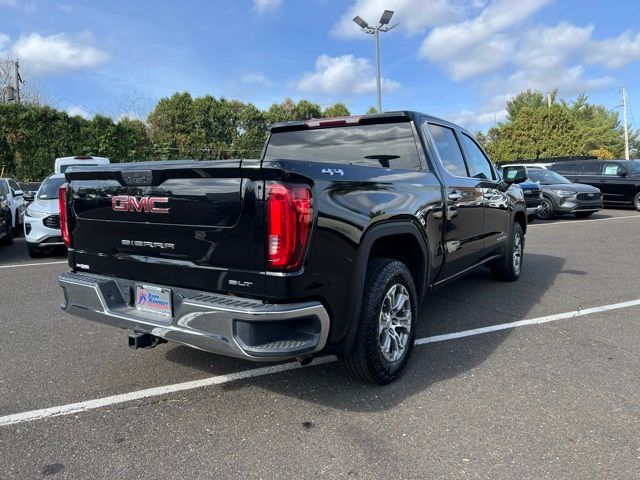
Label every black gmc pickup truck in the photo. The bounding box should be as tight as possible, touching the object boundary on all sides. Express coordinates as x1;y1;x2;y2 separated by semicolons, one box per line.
58;111;528;384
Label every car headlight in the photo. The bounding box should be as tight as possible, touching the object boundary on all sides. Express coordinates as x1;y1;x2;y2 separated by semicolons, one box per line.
25;209;48;218
551;189;574;198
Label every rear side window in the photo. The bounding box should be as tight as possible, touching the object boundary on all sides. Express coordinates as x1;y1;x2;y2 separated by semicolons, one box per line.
552;162;579;174
582;163;601;174
265;122;422;170
459;133;496;180
428;124;468;177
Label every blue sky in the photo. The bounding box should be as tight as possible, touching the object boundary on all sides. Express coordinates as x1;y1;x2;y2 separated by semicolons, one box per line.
1;0;640;131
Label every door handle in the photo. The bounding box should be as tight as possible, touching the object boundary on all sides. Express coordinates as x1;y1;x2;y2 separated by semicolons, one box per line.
448;191;462;202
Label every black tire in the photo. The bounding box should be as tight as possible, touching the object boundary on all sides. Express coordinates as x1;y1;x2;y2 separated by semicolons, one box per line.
574;211;594;218
634;192;640;212
12;211;21;237
27;243;43;258
341;258;418;385
0;220;13;246
491;222;524;282
537;197;555;220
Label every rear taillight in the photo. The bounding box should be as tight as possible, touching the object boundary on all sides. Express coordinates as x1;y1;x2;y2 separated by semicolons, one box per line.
266;182;313;271
58;184;71;247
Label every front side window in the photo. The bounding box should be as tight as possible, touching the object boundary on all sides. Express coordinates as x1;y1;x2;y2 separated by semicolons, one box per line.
459;133;495;180
602;163;624;176
8;179;20;192
428;124;467;177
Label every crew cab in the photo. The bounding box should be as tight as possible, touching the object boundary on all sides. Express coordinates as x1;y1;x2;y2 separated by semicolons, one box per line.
58;112;528;384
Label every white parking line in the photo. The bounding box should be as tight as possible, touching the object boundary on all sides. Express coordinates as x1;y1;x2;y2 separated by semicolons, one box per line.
530;214;639;227
0;261;67;269
1;297;639;427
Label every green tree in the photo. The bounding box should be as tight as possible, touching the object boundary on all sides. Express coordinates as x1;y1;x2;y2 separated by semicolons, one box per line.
323;102;350;117
485;104;582;162
506;89;555;121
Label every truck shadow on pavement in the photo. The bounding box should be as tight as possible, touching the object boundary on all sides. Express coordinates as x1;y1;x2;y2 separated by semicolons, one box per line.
164;252;566;411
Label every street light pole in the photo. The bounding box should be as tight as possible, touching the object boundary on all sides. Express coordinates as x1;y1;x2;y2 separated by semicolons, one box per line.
374;28;381;113
353;10;398;113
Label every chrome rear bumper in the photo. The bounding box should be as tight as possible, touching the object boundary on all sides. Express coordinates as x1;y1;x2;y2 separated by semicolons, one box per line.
59;272;330;361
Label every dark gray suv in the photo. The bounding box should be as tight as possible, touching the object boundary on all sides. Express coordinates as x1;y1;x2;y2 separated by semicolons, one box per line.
527;168;603;219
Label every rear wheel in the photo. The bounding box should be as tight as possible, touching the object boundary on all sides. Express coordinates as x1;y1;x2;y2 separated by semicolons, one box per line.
491;222;524;282
574;211;594;218
634;192;640;212
341;258;417;385
537;197;555;220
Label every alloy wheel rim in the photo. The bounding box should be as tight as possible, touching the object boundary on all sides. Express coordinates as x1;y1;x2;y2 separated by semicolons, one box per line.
378;283;412;363
513;232;522;274
539;200;552;219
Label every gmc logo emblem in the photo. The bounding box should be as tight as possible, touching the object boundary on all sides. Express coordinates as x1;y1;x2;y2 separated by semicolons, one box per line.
112;195;169;214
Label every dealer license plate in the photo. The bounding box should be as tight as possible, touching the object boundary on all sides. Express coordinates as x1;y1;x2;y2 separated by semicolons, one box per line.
135;284;173;317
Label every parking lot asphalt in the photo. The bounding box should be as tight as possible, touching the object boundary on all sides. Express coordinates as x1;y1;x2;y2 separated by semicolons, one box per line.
1;209;639;479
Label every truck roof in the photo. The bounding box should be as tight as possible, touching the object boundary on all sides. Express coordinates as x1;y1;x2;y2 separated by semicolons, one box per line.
270;111;464;134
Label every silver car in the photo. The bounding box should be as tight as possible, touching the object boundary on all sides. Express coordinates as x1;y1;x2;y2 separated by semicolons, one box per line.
24;174;67;257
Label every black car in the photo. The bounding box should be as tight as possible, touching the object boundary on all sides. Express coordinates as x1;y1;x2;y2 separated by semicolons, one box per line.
0;191;13;246
526;168;603;219
57;111;528;384
549;160;640;211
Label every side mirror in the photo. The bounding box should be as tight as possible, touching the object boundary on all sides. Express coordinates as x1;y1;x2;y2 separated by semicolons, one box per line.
14;189;24;197
618;171;629;178
502;166;527;184
23;192;34;202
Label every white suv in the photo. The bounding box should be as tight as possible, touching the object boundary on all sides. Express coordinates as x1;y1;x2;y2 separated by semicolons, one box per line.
24;174;67;257
0;178;26;237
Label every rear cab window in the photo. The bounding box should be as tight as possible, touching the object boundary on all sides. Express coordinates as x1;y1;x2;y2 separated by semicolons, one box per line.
265;122;422;170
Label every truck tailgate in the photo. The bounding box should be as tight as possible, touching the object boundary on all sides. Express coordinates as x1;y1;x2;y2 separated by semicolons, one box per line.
65;160;265;298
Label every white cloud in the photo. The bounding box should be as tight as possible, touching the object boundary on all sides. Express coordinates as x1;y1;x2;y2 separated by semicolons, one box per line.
332;0;462;38
420;0;550;80
585;31;640;69
241;72;274;87
0;33;10;50
253;0;282;15
10;32;109;74
66;105;91;119
296;54;400;95
0;0;35;11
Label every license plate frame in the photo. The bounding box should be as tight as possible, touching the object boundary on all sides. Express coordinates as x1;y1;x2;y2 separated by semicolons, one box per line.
135;284;173;318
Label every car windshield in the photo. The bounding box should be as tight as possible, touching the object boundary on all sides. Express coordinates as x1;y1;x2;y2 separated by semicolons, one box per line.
528;169;572;185
37;177;66;200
